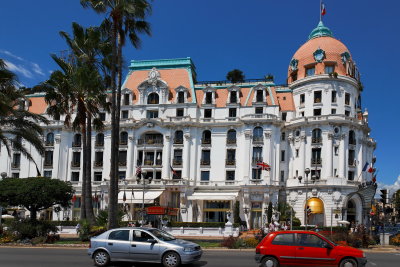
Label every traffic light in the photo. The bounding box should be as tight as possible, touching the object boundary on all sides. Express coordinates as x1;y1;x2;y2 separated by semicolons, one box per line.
380;189;389;205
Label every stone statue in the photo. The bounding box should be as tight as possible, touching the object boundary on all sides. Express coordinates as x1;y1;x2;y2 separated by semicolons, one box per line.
271;209;281;229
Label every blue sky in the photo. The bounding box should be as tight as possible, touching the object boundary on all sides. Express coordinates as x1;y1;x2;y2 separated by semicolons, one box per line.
1;0;399;191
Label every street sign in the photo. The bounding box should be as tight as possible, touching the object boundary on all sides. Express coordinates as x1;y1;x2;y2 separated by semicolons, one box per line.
333;208;341;215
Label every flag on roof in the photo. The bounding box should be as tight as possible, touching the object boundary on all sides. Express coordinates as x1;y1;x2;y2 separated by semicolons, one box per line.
321;2;326;16
362;162;369;172
256;162;271;171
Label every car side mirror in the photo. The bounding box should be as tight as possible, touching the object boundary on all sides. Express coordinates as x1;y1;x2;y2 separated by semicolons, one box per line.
147;239;157;243
324;243;333;249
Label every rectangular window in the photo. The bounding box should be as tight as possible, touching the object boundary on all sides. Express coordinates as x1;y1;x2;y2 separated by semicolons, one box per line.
281;150;285;162
204;109;212;118
173;170;182;179
71;172;79;182
301;111;305;117
252;147;262;162
12;173;19;178
345;110;350;117
228;108;237;118
44;171;52;178
331;91;337;103
177;92;185;103
348;171;355;181
205;92;213;104
176;108;184;117
147;110;158;118
226;171;235;181
201;171;210;181
331;109;336;114
313;109;321;116
348;150;355;166
12;153;21;167
296;149;299;157
281;112;287;121
314;91;322;103
281;132;286;141
44;151;53;166
334;146;339;155
345;93;350;105
255;107;263;114
230;91;237;103
99;112;106;121
256;90;264;102
280;170;285;182
121;110;129;119
124;94;130;105
305;67;315;77
173;149;183;165
156;171;162;180
94;172;102;182
325;65;334;74
252;168;262;179
300;94;305;104
119;151;127;165
95;151;103;164
201;150;211;165
118;171;126;180
72;152;80;166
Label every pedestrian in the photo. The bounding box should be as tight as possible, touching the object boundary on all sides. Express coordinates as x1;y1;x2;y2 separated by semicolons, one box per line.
75;223;81;235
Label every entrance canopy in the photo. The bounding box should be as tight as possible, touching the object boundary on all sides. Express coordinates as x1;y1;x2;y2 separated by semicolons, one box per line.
187;191;238;201
118;190;163;204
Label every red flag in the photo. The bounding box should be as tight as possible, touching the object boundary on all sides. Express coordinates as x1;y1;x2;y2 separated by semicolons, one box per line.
72;195;77;202
368;164;374;173
321;3;326;16
256;162;271;171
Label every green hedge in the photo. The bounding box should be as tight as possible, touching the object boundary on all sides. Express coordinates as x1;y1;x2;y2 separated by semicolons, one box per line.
169;222;240;228
291;226;347;232
48;221;80;227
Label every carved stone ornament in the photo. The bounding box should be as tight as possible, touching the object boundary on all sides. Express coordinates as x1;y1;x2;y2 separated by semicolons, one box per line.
264;132;272;139
333;191;342;202
184;133;191;140
289;191;298;202
313;48;326;63
290;58;298;71
146;122;154;128
148;67;161;86
312;188;318;196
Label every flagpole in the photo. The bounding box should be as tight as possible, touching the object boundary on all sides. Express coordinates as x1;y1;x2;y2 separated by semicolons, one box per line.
320;0;322;22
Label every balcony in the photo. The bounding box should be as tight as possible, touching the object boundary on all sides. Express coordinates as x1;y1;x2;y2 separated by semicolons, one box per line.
253;137;263;144
119;140;128;146
143;159;162;166
72;142;81;147
201;139;211;145
137;139;163;146
172;159;183;166
11;162;20;169
43;161;53;168
173;138;183;145
45;141;54;147
226;138;237;145
311;137;322;144
93;161;103;167
348;159;356;167
95;141;104;147
200;160;210;166
118;161;127;167
226;159;236;166
71;161;80;167
311;158;322;166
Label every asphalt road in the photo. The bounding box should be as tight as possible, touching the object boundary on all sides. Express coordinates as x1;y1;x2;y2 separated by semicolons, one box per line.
0;247;399;267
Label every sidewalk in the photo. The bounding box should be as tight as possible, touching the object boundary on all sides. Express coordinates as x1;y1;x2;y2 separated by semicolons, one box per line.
361;245;400;253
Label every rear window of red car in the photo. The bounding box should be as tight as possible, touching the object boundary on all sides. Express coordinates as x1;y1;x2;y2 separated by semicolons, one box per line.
271;233;295;246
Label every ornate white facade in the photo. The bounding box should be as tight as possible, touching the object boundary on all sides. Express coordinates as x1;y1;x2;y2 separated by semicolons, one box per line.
0;22;376;228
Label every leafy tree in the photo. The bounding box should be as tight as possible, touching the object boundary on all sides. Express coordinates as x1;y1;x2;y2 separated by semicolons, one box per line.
81;0;152;229
394;189;400;220
226;69;245;83
0;59;48;168
0;177;74;222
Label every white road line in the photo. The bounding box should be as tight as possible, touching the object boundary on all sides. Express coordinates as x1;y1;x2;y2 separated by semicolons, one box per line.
369;262;377;266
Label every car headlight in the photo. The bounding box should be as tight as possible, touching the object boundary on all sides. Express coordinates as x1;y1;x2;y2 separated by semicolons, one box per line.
183;247;195;252
362;252;366;258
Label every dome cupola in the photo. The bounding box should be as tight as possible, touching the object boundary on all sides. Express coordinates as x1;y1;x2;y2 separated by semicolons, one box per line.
308;21;333;40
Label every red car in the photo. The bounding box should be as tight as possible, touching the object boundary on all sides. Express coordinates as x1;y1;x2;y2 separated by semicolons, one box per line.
255;230;367;267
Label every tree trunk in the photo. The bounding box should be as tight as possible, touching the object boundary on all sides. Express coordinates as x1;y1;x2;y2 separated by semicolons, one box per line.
85;113;95;223
80;108;87;220
29;207;37;222
108;18;119;230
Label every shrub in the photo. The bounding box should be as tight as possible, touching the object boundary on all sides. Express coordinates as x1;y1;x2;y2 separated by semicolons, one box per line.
390;233;400;246
169;222;240;228
8;220;58;239
221;236;238;248
31;236;47;245
243;237;259;248
0;231;16;243
78;220;91;241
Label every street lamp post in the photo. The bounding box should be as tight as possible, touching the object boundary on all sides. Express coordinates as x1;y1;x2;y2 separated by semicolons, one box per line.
136;170;152;226
303;168;311;230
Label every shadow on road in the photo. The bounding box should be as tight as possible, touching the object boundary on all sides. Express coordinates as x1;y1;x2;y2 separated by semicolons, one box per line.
111;261;208;267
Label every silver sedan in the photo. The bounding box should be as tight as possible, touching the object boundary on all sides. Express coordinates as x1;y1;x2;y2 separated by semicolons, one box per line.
87;227;202;267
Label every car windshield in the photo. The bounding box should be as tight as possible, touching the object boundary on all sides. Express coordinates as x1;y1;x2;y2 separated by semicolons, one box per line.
318;233;337;246
148;229;176;241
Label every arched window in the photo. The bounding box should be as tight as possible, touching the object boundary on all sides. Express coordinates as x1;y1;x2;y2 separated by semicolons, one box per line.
177;92;185;103
73;134;81;147
253;127;263;143
120;131;128;145
46;133;54;146
349;130;356;145
147;93;159;104
202;130;211;144
227;129;236;144
96;133;104;146
312;128;322;144
174;130;183;144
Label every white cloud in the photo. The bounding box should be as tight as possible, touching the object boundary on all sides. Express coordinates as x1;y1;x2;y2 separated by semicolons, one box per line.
377;175;400;196
0;49;24;61
4;60;33;78
31;63;44;76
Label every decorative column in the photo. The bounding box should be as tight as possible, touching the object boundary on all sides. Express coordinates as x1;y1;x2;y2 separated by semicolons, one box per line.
126;136;134;179
300;135;306;177
243;130;252;180
162;135;171;179
338;134;346;178
325;133;333;178
183;133;191;179
357;137;363;182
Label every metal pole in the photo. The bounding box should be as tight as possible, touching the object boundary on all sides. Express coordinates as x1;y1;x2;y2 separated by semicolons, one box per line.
290;204;293;230
305;173;308;230
142;179;145;226
331;208;333;239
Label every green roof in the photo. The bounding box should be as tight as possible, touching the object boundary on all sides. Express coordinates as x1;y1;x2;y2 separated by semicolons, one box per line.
308;21;333;40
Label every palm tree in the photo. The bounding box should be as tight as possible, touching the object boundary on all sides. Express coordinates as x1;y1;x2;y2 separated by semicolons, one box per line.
0;59;48;170
81;0;152;229
226;69;245;83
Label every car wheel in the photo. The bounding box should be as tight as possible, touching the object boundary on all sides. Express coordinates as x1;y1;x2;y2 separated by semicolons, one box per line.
340;258;358;267
93;250;110;267
260;256;279;267
162;251;181;267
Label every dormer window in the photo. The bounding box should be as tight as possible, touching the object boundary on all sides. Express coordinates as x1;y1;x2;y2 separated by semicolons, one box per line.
306;66;315;77
230;91;238;103
148;93;159;104
205;92;213;104
124;94;130;105
177;92;185;103
256;90;263;102
325;65;335;74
